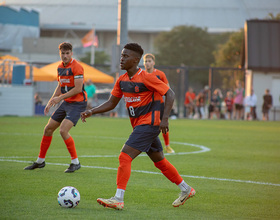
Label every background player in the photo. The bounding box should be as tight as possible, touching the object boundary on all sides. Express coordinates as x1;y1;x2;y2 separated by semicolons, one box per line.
24;42;87;173
143;53;175;154
81;43;195;210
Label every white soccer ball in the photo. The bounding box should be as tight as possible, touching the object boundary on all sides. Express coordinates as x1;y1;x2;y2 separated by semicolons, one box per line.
57;186;80;208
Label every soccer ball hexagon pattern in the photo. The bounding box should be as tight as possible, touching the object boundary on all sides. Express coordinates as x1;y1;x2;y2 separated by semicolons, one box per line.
57;186;80;208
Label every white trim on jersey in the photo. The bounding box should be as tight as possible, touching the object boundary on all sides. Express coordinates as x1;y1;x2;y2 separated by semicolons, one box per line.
74;75;84;79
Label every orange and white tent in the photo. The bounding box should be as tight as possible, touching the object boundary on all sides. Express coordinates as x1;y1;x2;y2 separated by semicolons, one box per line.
0;55;57;82
40;60;114;84
27;65;57;81
0;55;20;61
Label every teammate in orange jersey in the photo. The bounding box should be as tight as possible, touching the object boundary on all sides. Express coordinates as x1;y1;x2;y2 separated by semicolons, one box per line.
24;42;87;173
143;53;175;154
81;43;195;210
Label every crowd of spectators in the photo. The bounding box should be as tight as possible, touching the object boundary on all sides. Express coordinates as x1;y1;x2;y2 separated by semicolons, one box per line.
184;80;273;121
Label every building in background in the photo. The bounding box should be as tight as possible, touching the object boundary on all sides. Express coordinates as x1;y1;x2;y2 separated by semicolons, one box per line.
0;5;39;52
1;0;280;119
242;20;280;120
1;0;280;65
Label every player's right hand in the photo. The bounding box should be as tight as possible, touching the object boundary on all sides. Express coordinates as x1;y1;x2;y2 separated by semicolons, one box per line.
44;104;51;115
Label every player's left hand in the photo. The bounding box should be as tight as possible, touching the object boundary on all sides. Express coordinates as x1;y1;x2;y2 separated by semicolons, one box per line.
80;110;93;122
159;119;169;134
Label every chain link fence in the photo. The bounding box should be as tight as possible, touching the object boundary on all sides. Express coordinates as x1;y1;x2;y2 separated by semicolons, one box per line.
149;66;246;118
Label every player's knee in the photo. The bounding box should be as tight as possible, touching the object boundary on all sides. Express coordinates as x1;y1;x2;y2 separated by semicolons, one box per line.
119;152;132;164
44;125;54;136
59;127;68;138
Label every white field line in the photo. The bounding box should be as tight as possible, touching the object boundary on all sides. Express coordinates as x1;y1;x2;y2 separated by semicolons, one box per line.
0;132;211;156
0;159;279;187
0;132;279;187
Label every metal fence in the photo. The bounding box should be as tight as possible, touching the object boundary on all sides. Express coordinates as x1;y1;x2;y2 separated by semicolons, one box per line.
1;61;249;119
143;65;246;118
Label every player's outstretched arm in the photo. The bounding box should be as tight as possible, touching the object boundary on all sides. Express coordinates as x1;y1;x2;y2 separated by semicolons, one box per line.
160;88;175;134
81;95;121;122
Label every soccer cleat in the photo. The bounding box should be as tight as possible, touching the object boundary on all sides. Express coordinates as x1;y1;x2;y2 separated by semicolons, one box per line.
97;197;124;210
172;186;195;207
165;146;175;153
64;163;81;173
24;161;45;170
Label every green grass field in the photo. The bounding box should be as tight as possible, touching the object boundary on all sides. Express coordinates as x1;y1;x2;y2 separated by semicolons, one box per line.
0;116;279;219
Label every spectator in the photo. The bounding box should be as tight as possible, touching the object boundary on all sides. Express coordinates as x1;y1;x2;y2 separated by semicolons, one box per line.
195;91;204;119
34;92;44;115
184;87;196;118
195;86;209;119
85;79;97;109
243;94;251;120
209;88;223;119
224;91;234;120
243;89;257;120
208;89;222;119
34;92;43;106
249;89;258;120
262;89;273;121
233;80;244;120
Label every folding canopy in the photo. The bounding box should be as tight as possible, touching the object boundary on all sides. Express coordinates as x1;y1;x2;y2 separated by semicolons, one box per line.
40;60;114;84
0;55;57;82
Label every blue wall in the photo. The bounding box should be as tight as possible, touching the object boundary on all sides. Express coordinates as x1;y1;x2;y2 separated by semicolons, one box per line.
0;6;39;27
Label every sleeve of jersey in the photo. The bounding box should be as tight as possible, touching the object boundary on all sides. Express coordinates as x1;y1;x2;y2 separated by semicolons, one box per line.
111;78;123;98
161;73;169;84
73;63;84;79
144;73;169;96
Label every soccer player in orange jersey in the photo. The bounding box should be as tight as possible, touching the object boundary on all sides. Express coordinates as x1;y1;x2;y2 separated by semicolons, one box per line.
81;43;195;210
24;42;87;173
143;53;175;154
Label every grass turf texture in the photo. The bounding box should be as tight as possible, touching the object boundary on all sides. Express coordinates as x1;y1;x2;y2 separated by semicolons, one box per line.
0;116;279;219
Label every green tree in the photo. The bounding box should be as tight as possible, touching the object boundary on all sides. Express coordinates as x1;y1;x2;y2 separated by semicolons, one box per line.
155;25;215;66
79;51;110;65
154;25;216;89
213;29;243;68
266;13;280;19
212;14;280;90
213;29;244;89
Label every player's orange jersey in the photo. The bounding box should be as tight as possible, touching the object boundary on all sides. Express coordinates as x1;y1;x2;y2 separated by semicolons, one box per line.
152;69;168;85
184;91;196;105
111;68;169;128
57;58;87;103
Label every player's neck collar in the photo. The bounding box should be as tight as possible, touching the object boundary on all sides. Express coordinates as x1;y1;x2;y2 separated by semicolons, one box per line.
128;68;142;79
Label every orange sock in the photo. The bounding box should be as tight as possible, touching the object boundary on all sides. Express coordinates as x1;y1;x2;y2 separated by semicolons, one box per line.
154;158;183;185
162;132;170;146
116;152;133;190
38;135;52;158
64;136;78;159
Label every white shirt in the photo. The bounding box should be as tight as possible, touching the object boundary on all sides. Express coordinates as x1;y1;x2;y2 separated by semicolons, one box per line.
244;94;257;107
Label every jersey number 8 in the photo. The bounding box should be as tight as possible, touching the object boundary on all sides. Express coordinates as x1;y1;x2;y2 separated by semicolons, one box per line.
128;106;135;116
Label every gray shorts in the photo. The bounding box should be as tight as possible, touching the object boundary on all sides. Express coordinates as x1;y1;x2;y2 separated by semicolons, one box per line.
125;125;163;152
51;101;87;126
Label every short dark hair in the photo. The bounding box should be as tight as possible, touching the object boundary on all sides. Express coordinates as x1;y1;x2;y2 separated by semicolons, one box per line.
124;43;144;57
143;53;155;61
58;42;72;51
